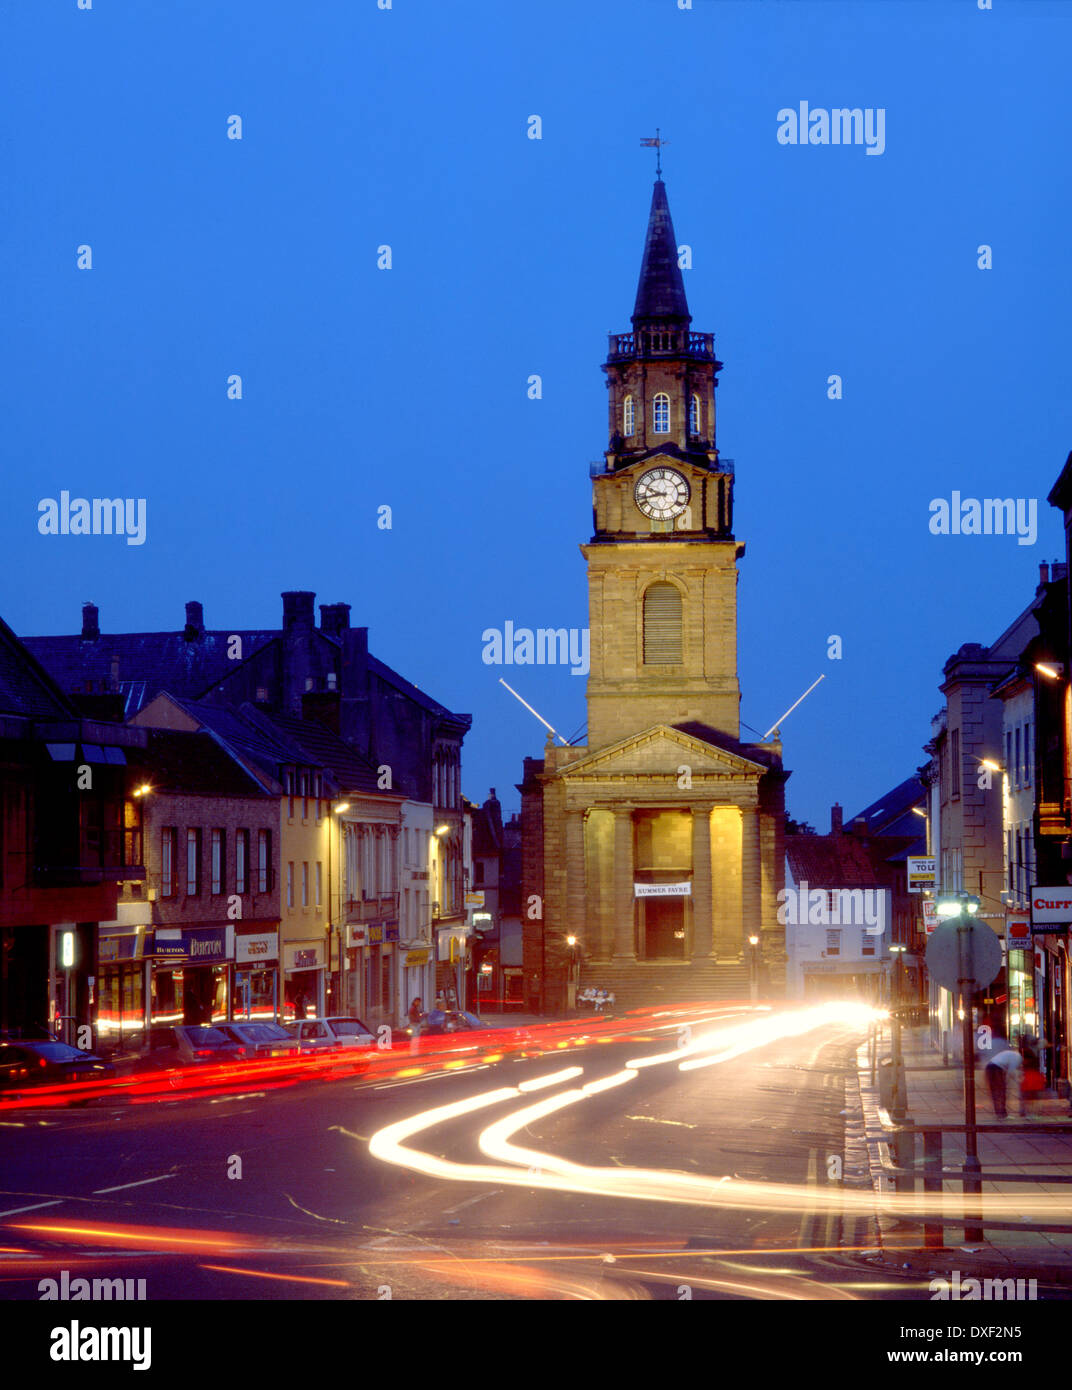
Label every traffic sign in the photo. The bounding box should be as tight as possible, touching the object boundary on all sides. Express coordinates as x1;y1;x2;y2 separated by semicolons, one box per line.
925;920;1003;993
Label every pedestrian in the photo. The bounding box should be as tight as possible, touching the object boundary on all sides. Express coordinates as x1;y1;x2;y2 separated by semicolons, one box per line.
293;989;308;1021
984;1040;1023;1119
408;997;423;1026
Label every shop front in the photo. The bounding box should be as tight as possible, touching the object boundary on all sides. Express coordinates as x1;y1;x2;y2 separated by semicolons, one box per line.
95;904;154;1048
233;928;280;1021
284;940;325;1020
347;922;399;1026
151;925;233;1026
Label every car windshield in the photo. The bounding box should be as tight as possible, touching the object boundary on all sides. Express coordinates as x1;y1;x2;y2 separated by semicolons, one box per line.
232;1025;280;1042
328;1019;369;1036
22;1042;85;1061
183;1027;233;1047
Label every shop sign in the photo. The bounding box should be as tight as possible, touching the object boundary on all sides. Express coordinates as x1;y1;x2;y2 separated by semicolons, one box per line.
1030;887;1072;931
1007;918;1032;951
465;891;485;908
385;922;399;943
154;926;232;963
634;882;691;898
235;932;279;964
922;900;938;934
99;931;154;962
405;949;429;966
369;924;384;944
292;948;318;969
347;926;366;948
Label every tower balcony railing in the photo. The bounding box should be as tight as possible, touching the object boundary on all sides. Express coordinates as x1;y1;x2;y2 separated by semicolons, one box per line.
606;331;716;361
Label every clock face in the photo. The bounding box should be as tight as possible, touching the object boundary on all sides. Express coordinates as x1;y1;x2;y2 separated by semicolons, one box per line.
634;467;690;520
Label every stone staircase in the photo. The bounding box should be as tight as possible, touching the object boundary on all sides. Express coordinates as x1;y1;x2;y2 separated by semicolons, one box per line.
578;960;752;1012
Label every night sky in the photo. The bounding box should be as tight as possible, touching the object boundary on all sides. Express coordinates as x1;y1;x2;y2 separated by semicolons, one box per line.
3;0;1069;828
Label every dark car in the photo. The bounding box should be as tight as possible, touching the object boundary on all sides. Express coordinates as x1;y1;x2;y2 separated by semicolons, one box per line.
0;1038;115;1096
109;1024;243;1073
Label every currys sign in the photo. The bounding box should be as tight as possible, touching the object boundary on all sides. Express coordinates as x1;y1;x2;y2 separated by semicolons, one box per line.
1030;888;1072;931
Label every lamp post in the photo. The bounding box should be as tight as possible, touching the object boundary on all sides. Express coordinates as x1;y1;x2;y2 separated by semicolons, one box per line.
747;934;759;1005
936;890;984;1241
326;800;350;1017
566;934;578;1010
889;943;907;1120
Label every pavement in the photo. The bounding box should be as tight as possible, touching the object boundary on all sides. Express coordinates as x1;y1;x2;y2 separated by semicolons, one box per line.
853;1023;1072;1281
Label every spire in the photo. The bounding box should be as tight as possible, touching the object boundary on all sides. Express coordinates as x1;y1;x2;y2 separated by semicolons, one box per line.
632;180;691;325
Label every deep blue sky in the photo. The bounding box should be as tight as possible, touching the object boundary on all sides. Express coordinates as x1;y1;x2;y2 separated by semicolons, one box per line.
3;1;1070;827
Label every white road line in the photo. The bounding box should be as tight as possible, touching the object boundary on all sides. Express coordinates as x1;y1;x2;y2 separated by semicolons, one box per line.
443;1190;502;1214
0;1199;63;1216
92;1174;176;1194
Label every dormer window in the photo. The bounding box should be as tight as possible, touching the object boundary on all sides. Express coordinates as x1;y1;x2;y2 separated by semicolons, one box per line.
689;393;701;435
623;395;635;437
653;393;670;434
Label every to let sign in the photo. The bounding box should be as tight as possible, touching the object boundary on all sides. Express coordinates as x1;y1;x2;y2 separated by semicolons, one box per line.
906;857;936;893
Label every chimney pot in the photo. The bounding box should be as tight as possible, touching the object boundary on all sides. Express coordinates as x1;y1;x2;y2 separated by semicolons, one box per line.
319;602;352;639
831;803;843;834
81;602;99;641
282;591;316;631
1040;563;1050;586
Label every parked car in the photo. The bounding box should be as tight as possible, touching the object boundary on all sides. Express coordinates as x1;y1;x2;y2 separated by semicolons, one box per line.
214;1021;300;1059
0;1038;115;1097
108;1024;244;1073
283;1016;375;1052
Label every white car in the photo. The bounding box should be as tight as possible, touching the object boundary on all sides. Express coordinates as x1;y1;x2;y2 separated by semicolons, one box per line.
285;1016;375;1052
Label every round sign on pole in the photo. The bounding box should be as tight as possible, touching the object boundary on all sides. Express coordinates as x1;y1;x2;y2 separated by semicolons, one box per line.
925;920;1003;993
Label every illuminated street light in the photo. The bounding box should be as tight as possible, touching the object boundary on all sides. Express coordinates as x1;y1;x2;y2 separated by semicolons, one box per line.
1036;662;1063;680
132;782;152;797
435;824;450;837
334;802;350;815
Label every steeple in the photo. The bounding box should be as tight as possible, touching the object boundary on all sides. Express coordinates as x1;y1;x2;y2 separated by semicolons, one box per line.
632;180;691;325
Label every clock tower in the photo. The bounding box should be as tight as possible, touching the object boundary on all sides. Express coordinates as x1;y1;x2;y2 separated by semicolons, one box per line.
521;175;787;1011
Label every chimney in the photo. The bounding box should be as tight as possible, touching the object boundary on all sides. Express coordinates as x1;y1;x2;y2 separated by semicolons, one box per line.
486;787;502;838
183;600;204;642
320;602;351;640
110;654;120;692
282;591;316;632
81;602;99;641
831;803;843;834
1052;561;1067;582
281;591;316;714
852;816;868;837
1040;563;1050;586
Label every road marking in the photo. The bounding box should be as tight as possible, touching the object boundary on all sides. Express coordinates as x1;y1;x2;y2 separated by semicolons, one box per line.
443;1190;502;1214
625;1115;696;1128
0;1200;63;1216
92;1174;176;1194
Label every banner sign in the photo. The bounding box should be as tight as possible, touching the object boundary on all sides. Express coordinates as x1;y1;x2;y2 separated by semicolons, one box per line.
634;882;692;898
907;857;936;893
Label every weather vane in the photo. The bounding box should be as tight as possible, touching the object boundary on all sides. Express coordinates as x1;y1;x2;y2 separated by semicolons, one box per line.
640;128;668;178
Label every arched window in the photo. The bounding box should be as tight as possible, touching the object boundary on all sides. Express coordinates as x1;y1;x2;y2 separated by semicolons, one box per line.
689;393;701;435
623;395;635;436
642;582;682;665
653;393;670;434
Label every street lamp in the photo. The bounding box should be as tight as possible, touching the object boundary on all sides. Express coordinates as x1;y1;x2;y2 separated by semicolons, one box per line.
326;798;351;1017
936;890;984;1239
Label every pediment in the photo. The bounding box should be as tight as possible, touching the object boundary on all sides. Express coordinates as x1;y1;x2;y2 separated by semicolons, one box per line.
553;724;764;781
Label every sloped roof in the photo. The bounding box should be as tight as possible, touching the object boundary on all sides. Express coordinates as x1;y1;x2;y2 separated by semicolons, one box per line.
263;710;385;795
131;729;269;798
786;834;879;887
0;616;78;720
850;775;927;844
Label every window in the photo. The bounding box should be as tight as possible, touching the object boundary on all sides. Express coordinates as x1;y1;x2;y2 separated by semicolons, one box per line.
825;930;841;957
861;937;875;957
1024;723;1032;786
316;861;322;907
302;861;309;907
689;393;701;434
257;829;271;893
1007;829;1014;894
285;769;294;819
161;827;177;898
950;729;961;799
211;829;224;895
623;395;635;436
287;862;294;909
186;829;202;896
642;582;682;665
1014;727;1021;788
236;830;249;895
653;392;670;434
300;772;308;820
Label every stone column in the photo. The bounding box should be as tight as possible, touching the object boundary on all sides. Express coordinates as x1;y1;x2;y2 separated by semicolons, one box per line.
612;808;636;960
565;809;587;944
741;804;761;957
710;805;741;959
690;804;713;959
